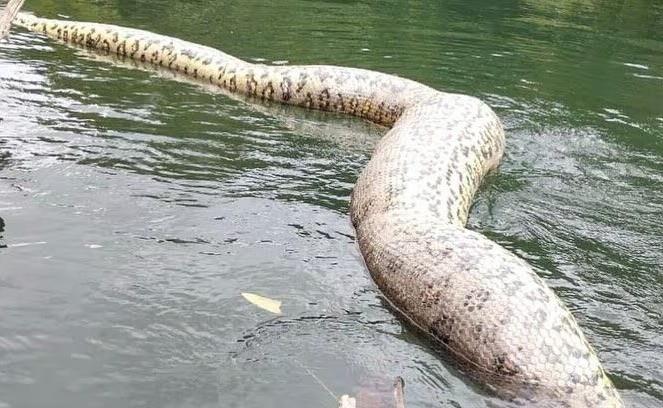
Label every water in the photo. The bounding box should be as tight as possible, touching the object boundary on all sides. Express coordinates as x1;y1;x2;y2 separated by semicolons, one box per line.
0;0;661;406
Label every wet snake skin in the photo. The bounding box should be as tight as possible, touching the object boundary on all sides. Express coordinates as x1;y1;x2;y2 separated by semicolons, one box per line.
14;12;623;407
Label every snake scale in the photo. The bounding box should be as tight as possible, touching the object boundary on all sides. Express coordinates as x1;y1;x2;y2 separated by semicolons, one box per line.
13;12;623;407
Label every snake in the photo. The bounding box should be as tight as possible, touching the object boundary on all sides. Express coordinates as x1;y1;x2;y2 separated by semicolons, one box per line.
12;11;623;407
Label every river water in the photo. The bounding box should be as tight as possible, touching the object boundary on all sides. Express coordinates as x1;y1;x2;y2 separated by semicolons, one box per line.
0;0;661;407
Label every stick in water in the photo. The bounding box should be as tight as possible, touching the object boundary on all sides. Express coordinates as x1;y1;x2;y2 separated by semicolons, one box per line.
0;0;26;40
393;377;406;408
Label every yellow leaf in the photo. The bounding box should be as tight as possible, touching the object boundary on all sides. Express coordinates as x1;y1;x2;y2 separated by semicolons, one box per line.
241;292;282;314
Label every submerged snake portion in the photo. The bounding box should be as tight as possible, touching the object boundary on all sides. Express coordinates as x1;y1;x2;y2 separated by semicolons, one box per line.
15;12;622;407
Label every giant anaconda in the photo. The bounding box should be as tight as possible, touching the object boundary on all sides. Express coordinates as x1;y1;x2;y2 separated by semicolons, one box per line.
13;12;623;407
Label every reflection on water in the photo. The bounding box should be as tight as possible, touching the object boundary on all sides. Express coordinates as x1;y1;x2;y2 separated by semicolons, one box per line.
0;0;662;407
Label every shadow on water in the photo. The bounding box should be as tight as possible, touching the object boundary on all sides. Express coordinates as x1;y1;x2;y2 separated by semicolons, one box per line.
0;216;6;249
0;148;9;250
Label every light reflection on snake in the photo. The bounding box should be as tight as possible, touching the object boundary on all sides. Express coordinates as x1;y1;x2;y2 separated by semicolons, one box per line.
13;12;623;407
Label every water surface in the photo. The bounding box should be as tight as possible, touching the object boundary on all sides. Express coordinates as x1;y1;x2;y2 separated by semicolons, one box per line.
0;0;662;407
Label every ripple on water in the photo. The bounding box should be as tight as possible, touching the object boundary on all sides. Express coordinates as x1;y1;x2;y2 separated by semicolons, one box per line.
471;116;663;402
225;316;506;408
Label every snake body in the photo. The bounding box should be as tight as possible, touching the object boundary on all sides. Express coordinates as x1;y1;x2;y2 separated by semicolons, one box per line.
14;12;622;407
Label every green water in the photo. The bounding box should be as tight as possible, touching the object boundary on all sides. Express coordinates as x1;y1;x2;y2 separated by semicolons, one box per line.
0;0;661;407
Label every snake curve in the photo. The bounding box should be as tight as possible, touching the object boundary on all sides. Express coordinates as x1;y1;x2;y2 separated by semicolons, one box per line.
14;12;623;407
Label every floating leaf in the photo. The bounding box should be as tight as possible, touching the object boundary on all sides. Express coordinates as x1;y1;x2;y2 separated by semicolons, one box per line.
241;292;282;314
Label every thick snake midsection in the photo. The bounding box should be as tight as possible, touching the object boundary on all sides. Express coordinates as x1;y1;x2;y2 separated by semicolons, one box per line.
15;12;622;407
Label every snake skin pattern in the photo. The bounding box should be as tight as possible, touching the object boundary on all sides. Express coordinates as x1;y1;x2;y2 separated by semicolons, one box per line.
14;12;623;407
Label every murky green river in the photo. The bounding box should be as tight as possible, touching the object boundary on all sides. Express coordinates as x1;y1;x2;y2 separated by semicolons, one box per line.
0;0;661;407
